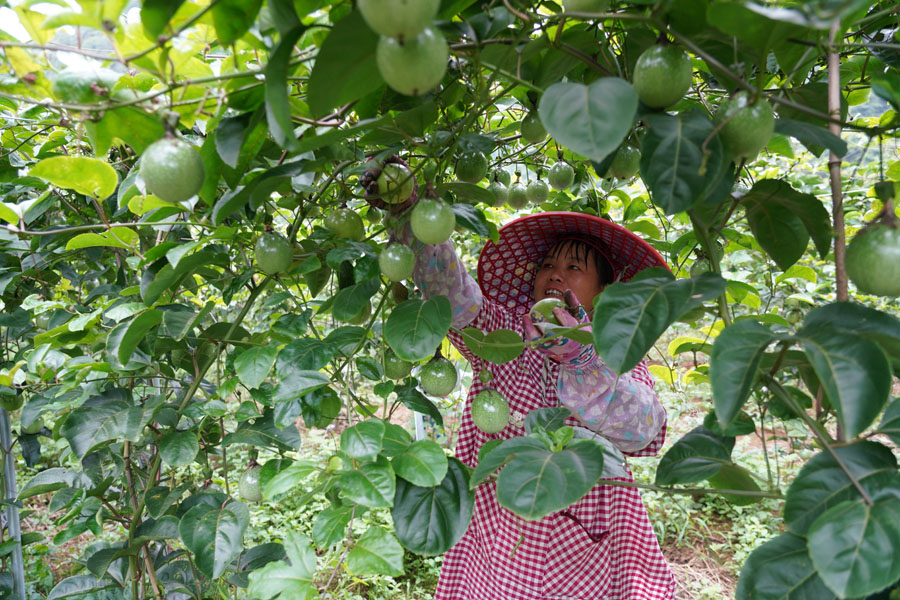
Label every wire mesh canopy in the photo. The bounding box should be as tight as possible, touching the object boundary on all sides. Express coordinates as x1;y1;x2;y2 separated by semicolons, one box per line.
477;212;669;314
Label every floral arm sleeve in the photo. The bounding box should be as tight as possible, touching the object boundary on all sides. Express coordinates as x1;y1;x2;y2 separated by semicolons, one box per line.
556;357;666;454
395;227;483;329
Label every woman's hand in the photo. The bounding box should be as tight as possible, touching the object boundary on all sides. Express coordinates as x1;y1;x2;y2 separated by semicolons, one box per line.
523;289;595;366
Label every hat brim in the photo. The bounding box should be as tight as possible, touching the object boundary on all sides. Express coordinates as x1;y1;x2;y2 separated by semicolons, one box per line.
477;212;669;314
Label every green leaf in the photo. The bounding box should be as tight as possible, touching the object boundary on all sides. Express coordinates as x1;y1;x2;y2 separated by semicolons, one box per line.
384;297;452;362
655;426;732;485
340;419;385;462
736;533;836;600
141;0;186;38
113;309;162;365
706;464;762;506
593;270;726;373
211;0;262;45
495;437;606;521
392;457;474;555
437;183;493;206
339;456;396;508
802;302;900;375
158;430;199;467
247;532;317;600
212;159;311;224
332;279;380;323
179;500;249;578
346;527;404;576
19;468;91;501
145;484;190;519
272;370;331;404
784;441;900;535
459;327;524;364
265;26;304;151
808;497;900;598
640;110;728;214
775;119;847;158
451;202;498;241
60;391;150;459
710;320;780;429
235;346;278;390
47;576;119;600
31;156;118;200
538;78;637;162
277;337;335;373
742;179;832;269
394;381;444;426
307;10;382;117
876;398;900;446
706;2;807;55
312;506;353;550
392;440;448;487
381;423;413;457
223;409;302;452
262;461;317;500
798;328;891;439
66;228;140;251
84;106;167;157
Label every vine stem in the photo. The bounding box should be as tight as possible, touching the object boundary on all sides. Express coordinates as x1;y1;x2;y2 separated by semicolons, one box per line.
766;376;873;506
828;20;849;304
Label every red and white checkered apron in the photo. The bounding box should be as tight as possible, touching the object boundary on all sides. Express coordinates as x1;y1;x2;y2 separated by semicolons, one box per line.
436;301;676;600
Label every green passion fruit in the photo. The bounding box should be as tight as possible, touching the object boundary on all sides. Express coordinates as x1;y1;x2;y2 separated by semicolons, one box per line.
526;179;550;204
846;220;900;297
632;45;693;109
507;181;529;210
605;146;641;179
530;297;567;325
141;137;205;204
419;357;458;397
377;162;416;204
383;349;413;380
379;243;416;282
455;151;488;184
358;0;439;40
410;198;456;245
549;162;575;191
520;111;546;144
487;179;509;207
239;465;263;502
471;389;510;434
325;208;366;241
714;92;775;162
376;28;449;96
255;232;293;274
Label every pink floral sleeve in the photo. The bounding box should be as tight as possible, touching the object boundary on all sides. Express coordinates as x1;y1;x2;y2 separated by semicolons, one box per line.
556;357;666;454
395;227;482;329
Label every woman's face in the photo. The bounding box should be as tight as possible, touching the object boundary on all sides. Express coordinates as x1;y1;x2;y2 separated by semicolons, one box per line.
533;242;605;311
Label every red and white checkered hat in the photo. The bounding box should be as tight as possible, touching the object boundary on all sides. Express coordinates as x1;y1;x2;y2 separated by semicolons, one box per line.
477;211;669;314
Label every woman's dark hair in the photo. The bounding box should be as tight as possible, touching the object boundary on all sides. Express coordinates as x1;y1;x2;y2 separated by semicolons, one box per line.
544;236;615;286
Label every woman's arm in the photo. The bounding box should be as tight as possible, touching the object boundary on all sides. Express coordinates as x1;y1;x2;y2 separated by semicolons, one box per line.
394;226;482;329
556;358;666;454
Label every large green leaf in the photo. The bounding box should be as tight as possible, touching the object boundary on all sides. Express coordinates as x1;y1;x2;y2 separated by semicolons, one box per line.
179;500;249;578
710;320;780;429
84;105;167;157
211;0;262;44
391;440;448;487
47;575;120;600
798;328;891;439
384;297;452;362
234;346;278;390
66;228;140;251
140;0;185;37
488;437;606;521
639;110;728;214
655;426;733;485
19;468;91;501
30;156;118;200
876;398;900;446
111;309;162;366
592;270;726;373
247;532;317;600
392;457;473;555
736;532;836;600
394;381;444;426
272;368;331;405
784;441;900;535
212;159;312;225
262;461;317;500
538;78;637;162
265;26;304;151
340;419;385;462
158;430;199;467
801;302;900;375
458;327;524;364
775;119;847;158
307;10;383;117
59;391;151;459
339;456;396;508
742;179;832;270
346;527;404;576
312;506;353;550
807;497;900;598
223;409;302;452
332;279;380;323
276;337;335;373
706;2;807;55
